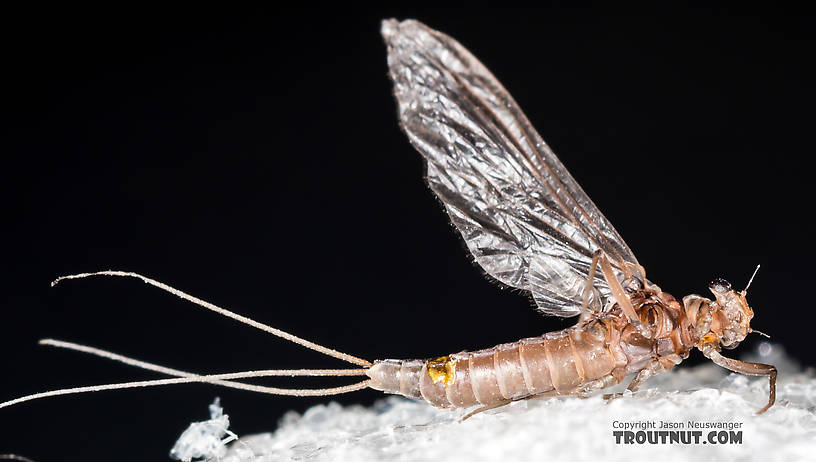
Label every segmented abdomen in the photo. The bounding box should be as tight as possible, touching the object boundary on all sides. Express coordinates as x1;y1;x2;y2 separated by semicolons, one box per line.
366;322;623;408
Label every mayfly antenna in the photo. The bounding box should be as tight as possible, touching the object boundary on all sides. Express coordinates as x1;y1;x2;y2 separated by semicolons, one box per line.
750;329;771;339
743;264;761;292
51;271;372;367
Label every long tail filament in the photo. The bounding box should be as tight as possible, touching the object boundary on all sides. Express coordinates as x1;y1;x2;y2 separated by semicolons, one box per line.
1;271;373;409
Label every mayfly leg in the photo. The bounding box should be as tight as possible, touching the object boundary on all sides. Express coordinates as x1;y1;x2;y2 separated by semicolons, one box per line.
701;345;777;414
579;250;643;332
459;399;513;421
578;250;603;322
462;369;625;421
603;356;680;401
597;253;638;324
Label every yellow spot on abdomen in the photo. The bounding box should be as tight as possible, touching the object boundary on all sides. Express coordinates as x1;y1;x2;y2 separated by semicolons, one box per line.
427;356;456;387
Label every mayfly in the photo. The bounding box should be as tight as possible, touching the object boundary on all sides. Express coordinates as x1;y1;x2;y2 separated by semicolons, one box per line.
1;19;776;418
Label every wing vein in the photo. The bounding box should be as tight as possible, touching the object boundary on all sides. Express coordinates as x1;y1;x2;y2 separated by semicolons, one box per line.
381;19;644;316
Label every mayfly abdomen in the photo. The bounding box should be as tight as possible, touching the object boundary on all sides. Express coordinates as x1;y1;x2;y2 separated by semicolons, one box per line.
365;359;424;400
466;349;504;404
367;321;624;409
435;353;479;407
491;342;530;400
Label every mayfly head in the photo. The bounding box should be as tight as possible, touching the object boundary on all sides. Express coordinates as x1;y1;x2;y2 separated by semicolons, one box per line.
706;278;755;349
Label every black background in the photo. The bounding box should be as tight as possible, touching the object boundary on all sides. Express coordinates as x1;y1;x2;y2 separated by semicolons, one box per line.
2;6;814;461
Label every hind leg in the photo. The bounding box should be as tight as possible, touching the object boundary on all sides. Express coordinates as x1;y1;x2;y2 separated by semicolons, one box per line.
461;369;625;421
604;356;679;401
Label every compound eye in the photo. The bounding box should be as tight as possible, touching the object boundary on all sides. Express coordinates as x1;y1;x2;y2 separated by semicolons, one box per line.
709;278;732;294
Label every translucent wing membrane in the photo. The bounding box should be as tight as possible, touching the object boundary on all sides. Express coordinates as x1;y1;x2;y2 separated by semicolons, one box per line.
381;19;643;316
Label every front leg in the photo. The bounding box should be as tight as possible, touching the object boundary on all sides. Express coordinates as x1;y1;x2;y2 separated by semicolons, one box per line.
578;250;603;322
701;345;777;414
597;253;659;340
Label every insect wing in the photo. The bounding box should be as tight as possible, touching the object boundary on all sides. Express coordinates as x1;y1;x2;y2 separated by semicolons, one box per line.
381;19;643;316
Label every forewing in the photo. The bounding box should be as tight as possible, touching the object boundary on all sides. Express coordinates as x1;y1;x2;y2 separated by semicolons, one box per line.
381;19;643;316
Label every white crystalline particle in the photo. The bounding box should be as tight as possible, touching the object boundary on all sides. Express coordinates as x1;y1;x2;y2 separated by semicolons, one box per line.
171;397;238;462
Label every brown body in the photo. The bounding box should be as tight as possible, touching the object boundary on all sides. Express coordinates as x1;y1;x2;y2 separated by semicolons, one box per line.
367;285;759;410
364;20;778;415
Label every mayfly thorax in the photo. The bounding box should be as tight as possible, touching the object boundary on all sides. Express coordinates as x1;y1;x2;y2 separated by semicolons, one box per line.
1;19;776;418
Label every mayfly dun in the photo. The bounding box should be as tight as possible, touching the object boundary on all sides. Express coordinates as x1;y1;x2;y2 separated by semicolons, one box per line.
1;19;776;418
